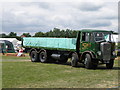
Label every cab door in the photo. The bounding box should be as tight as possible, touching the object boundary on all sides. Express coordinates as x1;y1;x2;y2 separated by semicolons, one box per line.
80;32;91;53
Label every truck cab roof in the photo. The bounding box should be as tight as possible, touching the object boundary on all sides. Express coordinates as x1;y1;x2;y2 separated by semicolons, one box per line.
80;29;114;33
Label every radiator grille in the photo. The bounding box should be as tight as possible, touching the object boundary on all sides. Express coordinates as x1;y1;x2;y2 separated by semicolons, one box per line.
101;42;111;60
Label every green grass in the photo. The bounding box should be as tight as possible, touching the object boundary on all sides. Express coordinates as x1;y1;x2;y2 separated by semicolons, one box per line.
2;55;29;60
2;55;120;88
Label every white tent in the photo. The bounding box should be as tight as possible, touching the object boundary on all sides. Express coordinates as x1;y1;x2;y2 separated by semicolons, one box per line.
17;41;22;44
0;38;22;52
0;38;19;46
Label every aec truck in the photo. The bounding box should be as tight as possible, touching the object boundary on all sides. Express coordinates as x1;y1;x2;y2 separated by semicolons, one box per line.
22;29;117;69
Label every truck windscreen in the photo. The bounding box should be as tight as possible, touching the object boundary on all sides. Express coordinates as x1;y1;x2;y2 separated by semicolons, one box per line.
94;32;113;42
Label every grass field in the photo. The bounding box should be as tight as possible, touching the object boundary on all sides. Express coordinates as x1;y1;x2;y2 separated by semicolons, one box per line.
2;55;120;88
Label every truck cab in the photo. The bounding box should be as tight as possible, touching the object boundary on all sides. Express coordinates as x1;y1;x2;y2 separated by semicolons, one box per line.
78;30;117;69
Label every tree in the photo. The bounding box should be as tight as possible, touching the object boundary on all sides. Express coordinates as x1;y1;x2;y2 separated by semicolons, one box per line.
65;29;71;38
34;31;44;37
0;33;7;38
22;33;31;37
8;32;17;38
52;28;61;37
45;30;53;37
0;28;79;38
72;30;78;38
60;30;66;37
16;36;22;41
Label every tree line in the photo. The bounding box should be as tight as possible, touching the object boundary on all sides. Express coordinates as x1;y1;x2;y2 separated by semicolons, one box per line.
0;28;78;41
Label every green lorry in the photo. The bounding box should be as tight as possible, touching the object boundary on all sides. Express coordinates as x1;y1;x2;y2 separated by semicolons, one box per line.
23;29;117;69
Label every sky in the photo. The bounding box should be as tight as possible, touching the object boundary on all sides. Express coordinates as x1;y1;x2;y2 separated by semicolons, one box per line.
0;0;119;36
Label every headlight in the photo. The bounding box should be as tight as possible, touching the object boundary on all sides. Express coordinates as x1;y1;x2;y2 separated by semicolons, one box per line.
112;51;116;56
97;51;101;56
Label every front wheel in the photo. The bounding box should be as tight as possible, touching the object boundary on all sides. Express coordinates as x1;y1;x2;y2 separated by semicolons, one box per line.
84;54;98;69
106;59;114;69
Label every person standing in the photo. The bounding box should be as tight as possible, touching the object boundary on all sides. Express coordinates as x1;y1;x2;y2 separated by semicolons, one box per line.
0;44;4;55
17;47;24;57
2;48;5;55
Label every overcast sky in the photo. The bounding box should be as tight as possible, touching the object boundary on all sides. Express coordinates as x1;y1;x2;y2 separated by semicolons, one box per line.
1;0;119;35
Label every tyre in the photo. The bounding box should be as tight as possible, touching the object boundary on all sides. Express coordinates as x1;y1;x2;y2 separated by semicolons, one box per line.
84;54;98;69
39;50;48;63
30;51;39;62
106;59;114;69
71;52;78;67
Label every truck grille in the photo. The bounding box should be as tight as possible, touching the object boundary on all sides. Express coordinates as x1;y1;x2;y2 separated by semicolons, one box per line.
100;42;111;60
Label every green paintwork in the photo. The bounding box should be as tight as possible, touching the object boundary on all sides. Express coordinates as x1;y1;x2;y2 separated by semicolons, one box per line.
79;29;116;59
23;37;77;51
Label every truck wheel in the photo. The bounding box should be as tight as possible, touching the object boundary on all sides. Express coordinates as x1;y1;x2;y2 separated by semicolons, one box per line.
84;54;94;69
71;52;78;67
39;50;48;63
30;51;39;62
106;59;114;69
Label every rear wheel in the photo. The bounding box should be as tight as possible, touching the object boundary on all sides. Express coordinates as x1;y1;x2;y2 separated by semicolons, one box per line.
30;51;39;62
39;50;48;63
106;59;114;69
71;52;78;67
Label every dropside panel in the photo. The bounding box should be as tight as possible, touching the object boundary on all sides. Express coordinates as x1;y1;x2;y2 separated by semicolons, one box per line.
23;37;77;50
